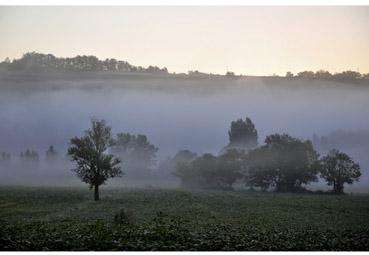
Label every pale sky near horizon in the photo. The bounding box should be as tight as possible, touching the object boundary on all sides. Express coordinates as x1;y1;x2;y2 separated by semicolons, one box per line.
0;6;368;75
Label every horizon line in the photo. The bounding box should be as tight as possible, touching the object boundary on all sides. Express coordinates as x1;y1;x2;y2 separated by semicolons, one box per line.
2;51;368;77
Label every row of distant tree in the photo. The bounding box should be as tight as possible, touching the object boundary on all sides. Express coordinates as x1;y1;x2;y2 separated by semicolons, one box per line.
1;137;157;179
1;52;368;80
286;70;369;80
0;146;57;164
62;118;361;200
0;52;168;74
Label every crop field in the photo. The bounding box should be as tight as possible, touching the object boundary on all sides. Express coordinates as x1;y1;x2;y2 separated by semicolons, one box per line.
0;186;369;251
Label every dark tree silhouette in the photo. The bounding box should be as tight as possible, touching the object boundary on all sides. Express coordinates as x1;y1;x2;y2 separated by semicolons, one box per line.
215;149;244;190
226;71;235;77
333;71;361;80
244;145;277;191
174;150;244;190
286;71;294;78
246;134;319;192
226;117;258;151
315;70;332;79
297;71;315;78
67;119;122;201
174;153;216;189
320;149;361;194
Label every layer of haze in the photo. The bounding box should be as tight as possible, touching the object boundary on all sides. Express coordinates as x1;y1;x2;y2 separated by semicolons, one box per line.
0;72;369;192
1;6;369;75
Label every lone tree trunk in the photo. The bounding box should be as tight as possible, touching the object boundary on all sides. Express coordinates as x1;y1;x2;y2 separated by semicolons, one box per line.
333;180;344;194
94;185;100;201
336;183;344;194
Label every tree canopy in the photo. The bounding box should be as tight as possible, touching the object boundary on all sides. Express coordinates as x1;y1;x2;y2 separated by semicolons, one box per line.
226;117;258;151
174;149;244;190
319;149;361;194
246;134;319;192
67;119;122;200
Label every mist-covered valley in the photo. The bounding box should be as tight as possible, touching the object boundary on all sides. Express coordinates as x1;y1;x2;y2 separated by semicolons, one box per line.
1;70;369;191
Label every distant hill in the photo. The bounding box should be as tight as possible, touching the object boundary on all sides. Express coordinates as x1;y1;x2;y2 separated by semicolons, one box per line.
1;52;369;82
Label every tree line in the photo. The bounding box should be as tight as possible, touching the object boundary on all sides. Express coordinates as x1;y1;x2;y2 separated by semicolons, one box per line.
286;70;369;81
1;138;157;180
1;145;58;165
1;52;369;81
0;52;168;74
64;118;362;200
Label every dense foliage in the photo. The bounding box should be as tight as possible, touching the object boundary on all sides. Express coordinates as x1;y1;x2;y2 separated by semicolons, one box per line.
291;70;369;81
173;117;361;194
174;150;243;190
0;52;168;73
225;117;258;151
320;149;361;194
246;134;319;192
67;119;122;200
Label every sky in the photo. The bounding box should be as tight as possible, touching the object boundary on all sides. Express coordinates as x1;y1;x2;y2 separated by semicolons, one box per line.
0;6;369;76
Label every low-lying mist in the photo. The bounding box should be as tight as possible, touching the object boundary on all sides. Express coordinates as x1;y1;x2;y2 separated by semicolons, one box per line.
1;71;369;191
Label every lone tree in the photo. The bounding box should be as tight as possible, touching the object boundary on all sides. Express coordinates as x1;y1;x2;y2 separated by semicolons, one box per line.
320;149;361;194
68;119;122;200
225;117;258;151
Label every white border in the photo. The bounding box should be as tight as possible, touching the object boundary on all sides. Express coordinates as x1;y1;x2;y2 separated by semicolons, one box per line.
0;0;369;5
0;2;368;255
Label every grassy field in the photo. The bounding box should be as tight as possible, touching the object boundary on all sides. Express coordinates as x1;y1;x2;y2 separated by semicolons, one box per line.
1;186;369;251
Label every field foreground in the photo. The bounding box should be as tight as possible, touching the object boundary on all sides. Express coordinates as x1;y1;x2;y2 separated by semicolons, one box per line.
0;186;369;251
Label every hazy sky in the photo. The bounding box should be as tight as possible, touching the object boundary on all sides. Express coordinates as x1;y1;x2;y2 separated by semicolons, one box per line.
0;6;368;75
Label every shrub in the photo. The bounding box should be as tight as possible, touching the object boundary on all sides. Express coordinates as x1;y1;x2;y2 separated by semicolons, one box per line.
113;209;135;226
